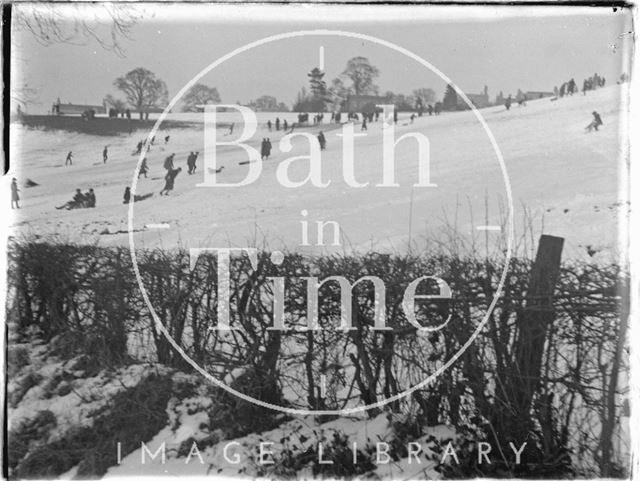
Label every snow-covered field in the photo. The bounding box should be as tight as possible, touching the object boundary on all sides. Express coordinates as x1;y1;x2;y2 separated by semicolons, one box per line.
9;85;628;261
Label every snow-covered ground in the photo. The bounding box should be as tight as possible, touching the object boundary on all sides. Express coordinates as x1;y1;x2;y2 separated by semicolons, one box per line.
104;373;455;479
8;85;628;261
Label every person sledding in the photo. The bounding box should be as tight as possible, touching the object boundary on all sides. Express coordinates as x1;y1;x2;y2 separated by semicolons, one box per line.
160;167;182;195
56;188;86;210
586;111;603;132
123;186;153;203
86;189;96;208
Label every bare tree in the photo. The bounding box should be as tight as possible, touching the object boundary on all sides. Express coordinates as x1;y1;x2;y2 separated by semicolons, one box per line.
181;84;221;112
341;57;380;96
114;68;168;119
12;3;139;57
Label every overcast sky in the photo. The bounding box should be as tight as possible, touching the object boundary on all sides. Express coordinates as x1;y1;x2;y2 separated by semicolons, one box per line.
12;4;633;112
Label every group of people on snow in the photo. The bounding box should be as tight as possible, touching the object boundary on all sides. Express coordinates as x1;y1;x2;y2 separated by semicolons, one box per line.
261;139;273;160
55;188;96;210
266;117;289;132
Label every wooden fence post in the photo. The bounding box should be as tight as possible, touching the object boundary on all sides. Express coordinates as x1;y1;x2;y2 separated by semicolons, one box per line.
513;234;564;416
495;234;564;455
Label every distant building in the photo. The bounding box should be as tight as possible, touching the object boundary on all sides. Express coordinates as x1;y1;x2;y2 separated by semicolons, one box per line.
52;99;105;116
456;86;491;109
344;94;387;114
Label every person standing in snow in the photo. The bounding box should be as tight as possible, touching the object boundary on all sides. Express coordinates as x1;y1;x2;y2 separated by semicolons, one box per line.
165;135;170;145
163;153;175;171
191;152;200;174
505;95;512;111
103;146;108;164
139;158;148;178
11;178;20;209
186;152;195;174
362;117;367;131
267;120;272;131
266;139;272;159
65;151;73;166
317;131;326;151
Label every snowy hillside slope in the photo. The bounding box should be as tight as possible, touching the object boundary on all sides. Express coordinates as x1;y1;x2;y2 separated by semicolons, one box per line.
8;85;628;260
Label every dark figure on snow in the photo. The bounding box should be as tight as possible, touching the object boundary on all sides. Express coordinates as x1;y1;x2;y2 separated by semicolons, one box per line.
165;135;170;145
586;111;603;132
266;139;272;159
318;131;326;151
65;151;73;166
11;178;20;209
103;146;108;164
160;168;182;195
410;114;415;124
362;117;367;131
187;152;195;174
427;105;434;116
393;110;398;124
191;152;200;173
261;139;272;160
139;158;148;178
261;139;268;160
267;120;272;131
151;136;155;145
86;189;96;208
56;189;85;210
135;141;143;155
275;118;280;131
505;95;512;111
187;151;200;174
123;186;152;204
283;119;288;131
163;153;176;171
